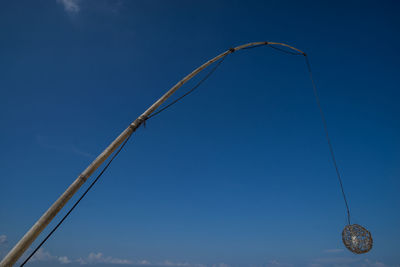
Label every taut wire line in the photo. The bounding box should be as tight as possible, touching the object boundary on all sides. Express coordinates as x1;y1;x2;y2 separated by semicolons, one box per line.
304;55;351;225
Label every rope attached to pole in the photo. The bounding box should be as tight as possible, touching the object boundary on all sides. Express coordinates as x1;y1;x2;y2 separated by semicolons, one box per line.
304;55;351;225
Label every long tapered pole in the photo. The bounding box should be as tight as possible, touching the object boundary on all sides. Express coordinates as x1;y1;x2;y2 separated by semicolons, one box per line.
0;41;304;267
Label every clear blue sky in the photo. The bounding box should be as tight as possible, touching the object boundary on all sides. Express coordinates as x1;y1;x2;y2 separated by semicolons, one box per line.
1;1;399;266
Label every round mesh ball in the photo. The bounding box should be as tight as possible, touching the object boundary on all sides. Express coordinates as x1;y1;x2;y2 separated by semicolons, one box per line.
342;224;373;254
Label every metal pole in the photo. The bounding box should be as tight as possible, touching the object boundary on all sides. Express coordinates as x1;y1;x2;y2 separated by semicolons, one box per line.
0;41;304;266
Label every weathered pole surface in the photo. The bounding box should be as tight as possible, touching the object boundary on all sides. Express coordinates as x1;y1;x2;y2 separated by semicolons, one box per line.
0;41;304;267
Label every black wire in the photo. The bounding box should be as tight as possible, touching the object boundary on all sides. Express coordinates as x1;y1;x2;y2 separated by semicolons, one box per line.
148;43;291;120
304;55;351;225
20;133;134;266
268;44;304;56
241;43;268;50
266;43;351;224
147;55;227;119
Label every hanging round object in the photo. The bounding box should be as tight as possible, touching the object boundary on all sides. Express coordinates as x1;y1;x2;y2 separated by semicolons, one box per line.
342;224;373;254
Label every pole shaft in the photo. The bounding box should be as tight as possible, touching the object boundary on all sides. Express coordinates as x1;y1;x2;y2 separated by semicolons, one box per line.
1;41;303;266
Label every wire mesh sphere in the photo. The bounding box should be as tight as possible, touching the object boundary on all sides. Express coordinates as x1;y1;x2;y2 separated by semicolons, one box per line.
342;224;373;254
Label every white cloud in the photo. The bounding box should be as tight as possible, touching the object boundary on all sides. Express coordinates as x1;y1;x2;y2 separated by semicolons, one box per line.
36;134;94;158
161;260;189;266
31;248;54;262
0;235;7;245
56;0;124;15
74;253;209;267
57;0;80;13
77;252;133;265
160;260;206;267
21;249;210;267
28;248;73;265
58;256;72;264
0;235;8;259
309;257;390;267
265;260;293;267
361;259;387;267
137;259;151;265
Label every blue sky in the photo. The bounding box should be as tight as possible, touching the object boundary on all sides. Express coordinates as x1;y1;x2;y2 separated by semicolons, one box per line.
0;0;399;266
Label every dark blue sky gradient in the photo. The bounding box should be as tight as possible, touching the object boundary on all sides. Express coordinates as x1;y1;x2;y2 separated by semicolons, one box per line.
0;1;399;266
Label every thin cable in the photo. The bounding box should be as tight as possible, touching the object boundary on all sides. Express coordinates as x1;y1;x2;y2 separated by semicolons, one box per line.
147;42;282;120
147;55;227;119
268;44;304;56
304;55;351;225
265;42;351;224
241;43;268;50
20;132;134;266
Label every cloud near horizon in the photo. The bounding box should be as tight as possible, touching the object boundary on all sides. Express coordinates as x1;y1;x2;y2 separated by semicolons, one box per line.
0;235;7;245
0;239;394;267
22;249;213;266
308;257;389;267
